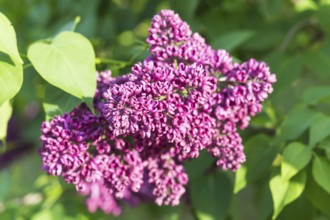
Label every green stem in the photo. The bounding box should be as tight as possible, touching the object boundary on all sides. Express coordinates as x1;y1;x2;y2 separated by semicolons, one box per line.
96;42;148;68
95;57;130;67
23;63;32;69
278;17;315;52
71;16;81;32
134;39;148;47
19;52;28;59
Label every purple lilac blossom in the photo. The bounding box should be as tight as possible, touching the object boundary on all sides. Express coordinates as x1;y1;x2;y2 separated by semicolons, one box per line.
81;180;122;215
39;9;276;215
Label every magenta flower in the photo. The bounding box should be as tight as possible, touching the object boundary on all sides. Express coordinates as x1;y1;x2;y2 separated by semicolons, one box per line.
39;9;275;215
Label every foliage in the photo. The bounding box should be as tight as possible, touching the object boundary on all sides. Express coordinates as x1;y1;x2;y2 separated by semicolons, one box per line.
1;0;330;219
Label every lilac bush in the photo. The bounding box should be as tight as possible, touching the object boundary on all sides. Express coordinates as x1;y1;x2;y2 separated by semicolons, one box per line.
39;9;275;215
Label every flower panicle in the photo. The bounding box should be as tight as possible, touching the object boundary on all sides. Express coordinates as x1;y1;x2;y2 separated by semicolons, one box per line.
39;9;275;215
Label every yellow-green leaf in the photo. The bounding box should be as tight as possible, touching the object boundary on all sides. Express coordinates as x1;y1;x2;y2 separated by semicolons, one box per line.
0;100;12;140
0;52;23;107
28;31;96;109
0;12;23;63
270;170;306;219
281;142;312;181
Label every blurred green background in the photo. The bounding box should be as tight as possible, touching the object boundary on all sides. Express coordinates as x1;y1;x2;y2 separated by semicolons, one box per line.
1;0;330;219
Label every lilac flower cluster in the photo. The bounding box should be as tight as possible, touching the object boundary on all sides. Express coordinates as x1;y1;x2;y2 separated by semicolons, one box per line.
39;10;275;215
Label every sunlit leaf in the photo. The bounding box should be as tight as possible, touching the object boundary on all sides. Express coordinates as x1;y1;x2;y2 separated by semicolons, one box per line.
281;142;311;181
31;209;53;220
28;31;96;109
0;52;23;107
0;12;23;63
234;165;247;193
270;170;306;219
293;0;318;12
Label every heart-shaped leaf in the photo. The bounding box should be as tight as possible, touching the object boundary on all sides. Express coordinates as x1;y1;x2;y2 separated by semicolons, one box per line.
211;30;255;52
0;12;23;64
270;170;306;219
309;115;330;148
28;31;96;108
0;52;23;107
281;142;312;181
42;85;81;121
302;86;330;106
234;134;277;193
312;156;330;195
305;173;330;218
278;104;319;142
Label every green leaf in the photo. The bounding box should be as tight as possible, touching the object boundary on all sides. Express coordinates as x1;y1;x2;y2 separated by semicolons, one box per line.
281;142;312;181
0;100;12;140
293;0;318;12
156;205;181;220
234;134;278;193
184;150;214;180
321;0;330;5
108;203;159;220
304;42;330;79
32;210;53;220
270;170;307;219
309;115;330;148
325;146;330;160
211;30;255;51
305;173;330;218
0;12;23;63
191;172;232;220
0;52;23;106
43;85;81;121
312;155;330;194
277;196;315;220
43;177;63;209
302;86;330;105
256;183;273;220
0;171;11;200
268;54;303;91
31;204;81;220
233;165;247;193
243;26;284;51
170;0;199;21
278;104;319;142
27;31;96;109
317;5;330;36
